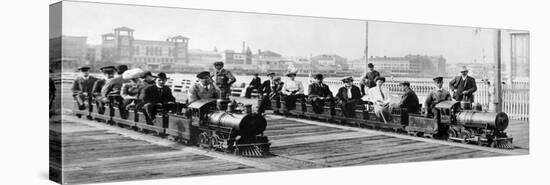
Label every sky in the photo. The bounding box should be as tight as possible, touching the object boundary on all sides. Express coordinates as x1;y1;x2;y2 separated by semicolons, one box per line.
62;1;498;63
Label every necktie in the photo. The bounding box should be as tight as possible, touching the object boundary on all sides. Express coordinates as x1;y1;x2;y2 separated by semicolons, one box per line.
380;87;385;100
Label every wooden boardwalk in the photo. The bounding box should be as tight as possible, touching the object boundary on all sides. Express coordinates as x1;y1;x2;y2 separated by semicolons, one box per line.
55;113;527;184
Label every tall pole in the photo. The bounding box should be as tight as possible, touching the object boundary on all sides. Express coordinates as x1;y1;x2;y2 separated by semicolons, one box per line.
494;29;503;113
364;21;369;73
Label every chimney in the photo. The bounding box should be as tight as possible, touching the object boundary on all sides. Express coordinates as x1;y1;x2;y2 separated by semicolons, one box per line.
242;41;245;53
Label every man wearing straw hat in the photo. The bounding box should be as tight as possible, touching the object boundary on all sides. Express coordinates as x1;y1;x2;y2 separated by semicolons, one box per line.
449;66;477;102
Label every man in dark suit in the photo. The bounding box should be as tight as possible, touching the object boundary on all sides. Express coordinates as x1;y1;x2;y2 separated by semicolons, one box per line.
335;76;363;117
449;66;477;102
71;66;98;110
307;74;333;114
245;73;262;98
257;73;276;113
139;72;176;124
360;63;380;95
395;81;420;114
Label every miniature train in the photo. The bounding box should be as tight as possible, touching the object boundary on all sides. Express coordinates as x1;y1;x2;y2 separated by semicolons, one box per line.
265;95;514;149
73;96;271;157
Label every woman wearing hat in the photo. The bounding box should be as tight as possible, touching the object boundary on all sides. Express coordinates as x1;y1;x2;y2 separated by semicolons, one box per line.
120;68;146;110
281;71;304;112
335;76;362;117
449;66;477;102
365;76;392;122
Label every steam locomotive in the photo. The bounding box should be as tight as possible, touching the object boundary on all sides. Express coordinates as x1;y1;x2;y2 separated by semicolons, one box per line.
265;95;514;149
73;96;271;157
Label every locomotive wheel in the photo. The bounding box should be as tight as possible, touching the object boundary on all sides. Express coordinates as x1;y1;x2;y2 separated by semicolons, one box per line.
447;129;457;138
198;133;210;148
210;135;221;149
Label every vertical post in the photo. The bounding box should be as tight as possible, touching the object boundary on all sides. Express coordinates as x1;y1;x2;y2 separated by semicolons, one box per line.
364;21;369;73
508;34;515;85
494;29;503;113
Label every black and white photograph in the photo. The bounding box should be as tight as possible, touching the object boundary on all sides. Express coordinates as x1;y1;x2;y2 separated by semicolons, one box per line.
42;0;538;184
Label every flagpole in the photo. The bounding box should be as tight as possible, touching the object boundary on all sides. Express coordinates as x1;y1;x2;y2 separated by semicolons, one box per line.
364;21;369;73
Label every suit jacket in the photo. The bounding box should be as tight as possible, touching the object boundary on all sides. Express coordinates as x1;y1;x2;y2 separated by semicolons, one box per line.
260;80;272;94
213;69;236;89
335;85;362;102
308;83;333;98
71;76;98;95
449;76;477;101
101;76;130;97
361;70;380;88
398;88;420;113
249;77;262;87
139;85;175;104
92;79;106;97
424;88;452;109
187;82;220;103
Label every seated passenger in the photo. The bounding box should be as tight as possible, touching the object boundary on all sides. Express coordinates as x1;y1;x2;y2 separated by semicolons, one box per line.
71;66;97;110
245;73;262;98
281;72;304;112
335;76;362;117
187;71;221;104
257;73;276;114
395;81;420;114
101;65;130;115
307;74;333;114
365;77;391;123
120;68;146;110
424;77;451;117
141;71;156;86
92;66;116;113
139;72;175;124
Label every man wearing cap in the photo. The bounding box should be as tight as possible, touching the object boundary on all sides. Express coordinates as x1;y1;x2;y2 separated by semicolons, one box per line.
188;71;221;104
335;76;362;117
139;72;176;124
281;72;304;112
92;66;116;114
71;66;98;110
360;63;380;96
308;74;333;114
449;66;477;102
141;71;156;86
366;77;392;122
395;81;420;114
257;73;276;113
424;77;452;117
212;61;236;99
99;65;130;117
245;73;262;98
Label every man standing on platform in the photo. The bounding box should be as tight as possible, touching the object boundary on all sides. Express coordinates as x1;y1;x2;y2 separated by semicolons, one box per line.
212;61;236;99
395;81;420;114
139;72;175;124
424;77;452;117
307;74;333;114
188;71;220;104
245;73;262;98
360;63;380;96
71;66;97;110
449;66;477;102
335;76;362;117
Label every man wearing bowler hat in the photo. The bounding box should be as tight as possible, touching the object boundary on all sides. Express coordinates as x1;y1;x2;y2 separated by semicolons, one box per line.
449;66;477;102
71;66;98;110
188;71;220;104
212;61;236;99
139;72;176;124
424;77;452;117
307;74;334;114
